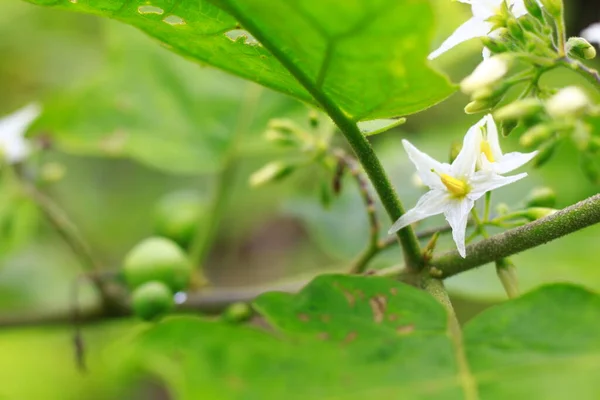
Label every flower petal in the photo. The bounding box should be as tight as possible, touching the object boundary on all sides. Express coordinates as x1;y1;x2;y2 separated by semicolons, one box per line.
444;198;475;258
468;171;527;200
428;17;492;60
388;190;448;234
402;139;449;190
0;103;41;164
495;151;538;174
483;114;503;160
450;120;481;178
582;23;600;45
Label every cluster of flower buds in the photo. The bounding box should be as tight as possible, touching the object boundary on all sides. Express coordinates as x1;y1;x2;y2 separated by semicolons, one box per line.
249;116;333;188
494;86;600;177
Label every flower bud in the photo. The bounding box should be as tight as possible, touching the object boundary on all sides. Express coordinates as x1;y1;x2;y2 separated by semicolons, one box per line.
494;99;543;122
567;37;597;60
539;0;563;18
533;139;558;168
507;19;524;42
461;56;510;95
524;0;544;21
481;36;509;54
525;187;557;208
265;129;300;147
464;99;496;114
249;161;296;187
519;124;554;148
523;207;558;221
546;86;591;118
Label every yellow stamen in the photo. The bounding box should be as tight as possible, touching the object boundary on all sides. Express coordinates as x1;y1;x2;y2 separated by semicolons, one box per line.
481;140;495;162
440;173;470;197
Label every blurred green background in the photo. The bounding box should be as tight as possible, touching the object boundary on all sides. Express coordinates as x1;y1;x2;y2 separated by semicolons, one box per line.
1;0;600;398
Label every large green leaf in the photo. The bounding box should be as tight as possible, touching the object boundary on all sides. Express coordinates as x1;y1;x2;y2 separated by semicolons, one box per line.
33;22;305;174
129;276;600;399
25;0;454;121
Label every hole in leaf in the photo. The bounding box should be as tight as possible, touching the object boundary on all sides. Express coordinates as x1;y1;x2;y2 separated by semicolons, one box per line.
225;29;261;46
163;15;186;26
137;5;164;15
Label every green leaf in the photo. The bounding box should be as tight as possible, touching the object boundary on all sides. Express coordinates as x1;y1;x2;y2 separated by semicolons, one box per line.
129;278;600;399
33;22;304;174
26;0;455;120
464;284;600;399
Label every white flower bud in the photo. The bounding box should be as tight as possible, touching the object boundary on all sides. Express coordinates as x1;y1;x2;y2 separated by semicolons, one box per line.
545;86;591;118
461;56;509;95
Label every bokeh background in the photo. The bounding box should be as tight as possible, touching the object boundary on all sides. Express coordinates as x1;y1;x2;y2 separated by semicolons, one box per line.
1;1;599;398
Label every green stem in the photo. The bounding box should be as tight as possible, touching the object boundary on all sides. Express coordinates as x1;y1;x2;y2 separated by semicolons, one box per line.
422;278;478;400
222;5;423;270
496;258;520;298
431;193;600;278
560;58;600;92
483;192;491;222
188;84;263;266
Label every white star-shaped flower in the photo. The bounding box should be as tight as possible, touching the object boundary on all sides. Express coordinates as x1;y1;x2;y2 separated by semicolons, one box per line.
0;103;41;164
429;0;531;60
389;116;533;257
473;114;538;174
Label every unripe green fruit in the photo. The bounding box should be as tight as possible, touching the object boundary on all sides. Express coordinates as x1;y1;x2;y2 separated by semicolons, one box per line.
131;281;174;321
123;237;192;292
222;302;253;323
154;191;206;249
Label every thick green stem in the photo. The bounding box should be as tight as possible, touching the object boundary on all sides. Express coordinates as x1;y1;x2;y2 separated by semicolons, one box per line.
222;4;423;270
431;193;600;278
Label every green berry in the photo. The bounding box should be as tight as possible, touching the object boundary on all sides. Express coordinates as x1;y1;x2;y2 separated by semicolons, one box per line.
123;236;192;292
154;191;206;249
222;302;253;323
131;281;174;321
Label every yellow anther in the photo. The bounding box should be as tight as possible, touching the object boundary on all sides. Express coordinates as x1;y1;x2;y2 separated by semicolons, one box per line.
480;140;495;162
440;173;470;197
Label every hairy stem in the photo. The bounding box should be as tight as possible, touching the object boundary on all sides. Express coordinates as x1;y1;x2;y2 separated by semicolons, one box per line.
332;150;381;274
431;194;600;278
221;3;424;270
561;58;600;89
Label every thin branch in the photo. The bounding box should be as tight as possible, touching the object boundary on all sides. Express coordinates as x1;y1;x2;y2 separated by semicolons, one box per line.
430;193;600;278
561;58;600;88
332;150;381;274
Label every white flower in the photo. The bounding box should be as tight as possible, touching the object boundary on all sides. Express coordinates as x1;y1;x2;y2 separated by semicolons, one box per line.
460;56;509;94
545;86;590;118
582;22;600;46
388;121;530;257
0;103;41;164
429;0;531;60
472;114;538;174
